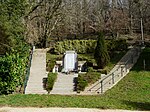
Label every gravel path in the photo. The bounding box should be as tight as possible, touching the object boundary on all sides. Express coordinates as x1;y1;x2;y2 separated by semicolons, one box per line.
0;107;149;112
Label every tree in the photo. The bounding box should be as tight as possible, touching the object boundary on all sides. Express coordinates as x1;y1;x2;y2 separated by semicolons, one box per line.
94;33;110;69
0;0;30;94
25;0;62;48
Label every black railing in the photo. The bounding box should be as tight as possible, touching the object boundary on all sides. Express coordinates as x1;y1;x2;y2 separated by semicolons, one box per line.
88;47;141;94
23;47;34;93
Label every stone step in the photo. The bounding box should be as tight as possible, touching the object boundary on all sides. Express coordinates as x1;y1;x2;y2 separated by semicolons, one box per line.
50;73;78;95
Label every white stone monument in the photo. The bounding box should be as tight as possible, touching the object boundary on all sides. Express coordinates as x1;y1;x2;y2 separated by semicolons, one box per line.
63;51;78;73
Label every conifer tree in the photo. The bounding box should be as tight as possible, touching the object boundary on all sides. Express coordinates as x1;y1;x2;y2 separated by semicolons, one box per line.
94;33;110;69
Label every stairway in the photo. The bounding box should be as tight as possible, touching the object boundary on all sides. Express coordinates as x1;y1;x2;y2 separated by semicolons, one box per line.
82;47;142;95
25;49;47;94
50;73;78;95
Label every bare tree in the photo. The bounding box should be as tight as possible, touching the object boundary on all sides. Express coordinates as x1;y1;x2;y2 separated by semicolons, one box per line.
25;0;62;47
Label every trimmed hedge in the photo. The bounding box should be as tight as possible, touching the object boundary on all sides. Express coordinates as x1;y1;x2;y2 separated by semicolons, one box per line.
54;40;96;54
54;39;127;54
46;73;57;93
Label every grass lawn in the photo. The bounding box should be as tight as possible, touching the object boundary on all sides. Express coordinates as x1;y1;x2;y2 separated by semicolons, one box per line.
0;48;150;110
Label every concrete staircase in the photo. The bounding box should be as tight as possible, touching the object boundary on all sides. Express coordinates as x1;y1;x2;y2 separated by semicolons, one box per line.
81;47;142;95
50;73;78;95
25;49;47;94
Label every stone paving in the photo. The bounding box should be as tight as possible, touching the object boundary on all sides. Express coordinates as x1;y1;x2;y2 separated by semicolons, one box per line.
25;49;47;94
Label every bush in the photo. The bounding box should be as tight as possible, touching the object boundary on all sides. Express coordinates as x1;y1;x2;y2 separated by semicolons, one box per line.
77;75;88;91
46;73;57;93
114;39;128;51
46;60;55;72
0;51;29;95
53;39;128;55
54;40;96;54
77;71;100;91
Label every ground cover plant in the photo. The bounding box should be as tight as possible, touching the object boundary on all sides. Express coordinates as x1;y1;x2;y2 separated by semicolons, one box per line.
0;48;149;110
77;70;100;91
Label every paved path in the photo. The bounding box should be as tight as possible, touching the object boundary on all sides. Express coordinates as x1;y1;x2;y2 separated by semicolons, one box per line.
0;107;149;112
50;73;78;95
25;49;47;94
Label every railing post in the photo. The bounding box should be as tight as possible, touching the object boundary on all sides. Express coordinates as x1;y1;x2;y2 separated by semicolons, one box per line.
121;66;124;76
100;81;103;93
112;73;115;84
131;55;134;63
125;64;127;72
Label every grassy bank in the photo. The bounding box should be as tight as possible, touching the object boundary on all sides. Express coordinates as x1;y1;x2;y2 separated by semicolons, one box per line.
0;48;150;110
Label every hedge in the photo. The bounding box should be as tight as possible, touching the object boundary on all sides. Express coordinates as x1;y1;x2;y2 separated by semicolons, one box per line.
46;73;57;93
54;40;96;54
53;39;127;54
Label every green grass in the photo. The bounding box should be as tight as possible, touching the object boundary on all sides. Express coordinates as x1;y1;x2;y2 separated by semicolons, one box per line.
1;48;148;109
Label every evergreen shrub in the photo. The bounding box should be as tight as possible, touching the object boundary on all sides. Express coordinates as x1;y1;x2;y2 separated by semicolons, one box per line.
53;39;127;54
54;40;96;54
46;73;57;93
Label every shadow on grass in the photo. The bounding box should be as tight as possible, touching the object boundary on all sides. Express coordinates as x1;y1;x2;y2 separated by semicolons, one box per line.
131;47;150;72
122;100;150;110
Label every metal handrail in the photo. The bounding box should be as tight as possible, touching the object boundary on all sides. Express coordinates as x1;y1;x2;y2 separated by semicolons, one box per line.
88;46;141;93
23;47;34;93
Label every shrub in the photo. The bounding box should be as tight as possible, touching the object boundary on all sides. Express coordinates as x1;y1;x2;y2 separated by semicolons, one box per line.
53;39;128;55
77;71;100;91
0;51;29;95
46;73;57;93
77;75;88;91
54;40;96;54
46;60;55;72
114;39;128;51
